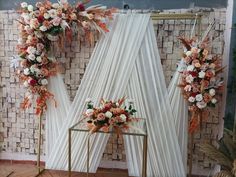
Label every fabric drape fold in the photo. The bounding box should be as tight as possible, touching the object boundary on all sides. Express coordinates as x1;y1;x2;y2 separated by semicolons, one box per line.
46;14;186;177
167;59;188;174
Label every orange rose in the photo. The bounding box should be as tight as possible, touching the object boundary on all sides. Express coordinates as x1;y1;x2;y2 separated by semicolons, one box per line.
205;70;215;78
203;93;212;103
201;80;209;90
41;68;49;77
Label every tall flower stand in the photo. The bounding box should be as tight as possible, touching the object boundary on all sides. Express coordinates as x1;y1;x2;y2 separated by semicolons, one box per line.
31;111;45;177
68;119;148;177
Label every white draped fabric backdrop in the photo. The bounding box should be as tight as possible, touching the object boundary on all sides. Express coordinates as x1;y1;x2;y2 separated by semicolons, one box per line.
45;14;188;177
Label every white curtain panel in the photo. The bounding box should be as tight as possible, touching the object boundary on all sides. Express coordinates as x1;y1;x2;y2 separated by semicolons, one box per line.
167;59;188;174
45;13;185;177
123;21;185;177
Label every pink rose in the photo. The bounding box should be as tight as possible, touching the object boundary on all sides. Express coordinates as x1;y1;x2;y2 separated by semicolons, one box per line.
97;113;105;121
51;17;61;26
37;43;44;51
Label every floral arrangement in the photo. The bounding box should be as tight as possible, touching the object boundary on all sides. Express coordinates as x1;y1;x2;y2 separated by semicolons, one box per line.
84;97;138;134
178;37;224;133
16;0;116;115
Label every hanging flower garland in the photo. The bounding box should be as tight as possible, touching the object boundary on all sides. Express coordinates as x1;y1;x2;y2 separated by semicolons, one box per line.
84;97;138;134
16;0;116;115
178;37;224;133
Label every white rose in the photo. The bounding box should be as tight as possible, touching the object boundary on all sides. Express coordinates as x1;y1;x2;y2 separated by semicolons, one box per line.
209;89;216;96
41;79;48;85
43;13;50;19
39;25;47;32
23;68;30;75
187;65;195;71
188;96;195;103
23;80;29;87
52;3;60;9
116;102;119;107
86;109;94;116
105;111;113;118
196;94;203;102
27;35;33;41
60;20;69;30
196;101;207;109
211;98;217;104
28;54;36;60
120;114;127;122
36;56;42;63
27;5;34;12
186;51;192;56
186;75;194;83
48;9;57;18
198;71;205;78
21;2;28;8
26;46;36;54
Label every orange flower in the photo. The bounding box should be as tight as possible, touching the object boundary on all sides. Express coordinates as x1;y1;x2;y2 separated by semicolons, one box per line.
201;80;209;89
43;20;51;29
203;93;212;103
205;70;215;78
100;125;109;132
41;68;49;77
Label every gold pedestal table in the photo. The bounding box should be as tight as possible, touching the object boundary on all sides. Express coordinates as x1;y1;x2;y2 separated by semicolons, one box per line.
68;118;147;177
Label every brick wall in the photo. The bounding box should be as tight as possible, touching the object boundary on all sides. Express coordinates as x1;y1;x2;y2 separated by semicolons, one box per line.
0;8;226;173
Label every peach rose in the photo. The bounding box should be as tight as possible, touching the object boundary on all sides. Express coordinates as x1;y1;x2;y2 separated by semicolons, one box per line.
41;68;49;77
203;93;212;103
205;70;215;78
201;80;209;89
20;59;28;67
97;113;105;121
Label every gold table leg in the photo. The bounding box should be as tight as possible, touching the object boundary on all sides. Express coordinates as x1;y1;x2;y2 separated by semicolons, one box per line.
87;134;91;177
142;135;148;177
35;111;45;177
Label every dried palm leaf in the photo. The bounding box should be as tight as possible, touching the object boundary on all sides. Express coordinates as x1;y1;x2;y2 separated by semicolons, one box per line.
199;143;233;170
213;170;234;177
220;131;236;159
178;36;191;51
232;160;236;177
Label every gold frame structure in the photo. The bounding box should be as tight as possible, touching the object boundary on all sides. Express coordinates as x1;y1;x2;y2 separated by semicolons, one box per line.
151;13;202;38
151;12;202;177
68;121;148;177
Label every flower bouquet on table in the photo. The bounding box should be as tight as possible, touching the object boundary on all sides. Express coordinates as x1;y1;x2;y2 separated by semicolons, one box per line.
83;97;138;134
178;37;224;134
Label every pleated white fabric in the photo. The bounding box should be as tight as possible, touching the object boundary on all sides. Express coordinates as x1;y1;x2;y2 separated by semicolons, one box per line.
46;14;186;177
123;23;185;176
46;74;71;158
167;60;188;174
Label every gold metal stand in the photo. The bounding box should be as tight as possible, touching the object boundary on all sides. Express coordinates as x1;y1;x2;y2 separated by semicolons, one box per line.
68;120;148;177
34;111;45;177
